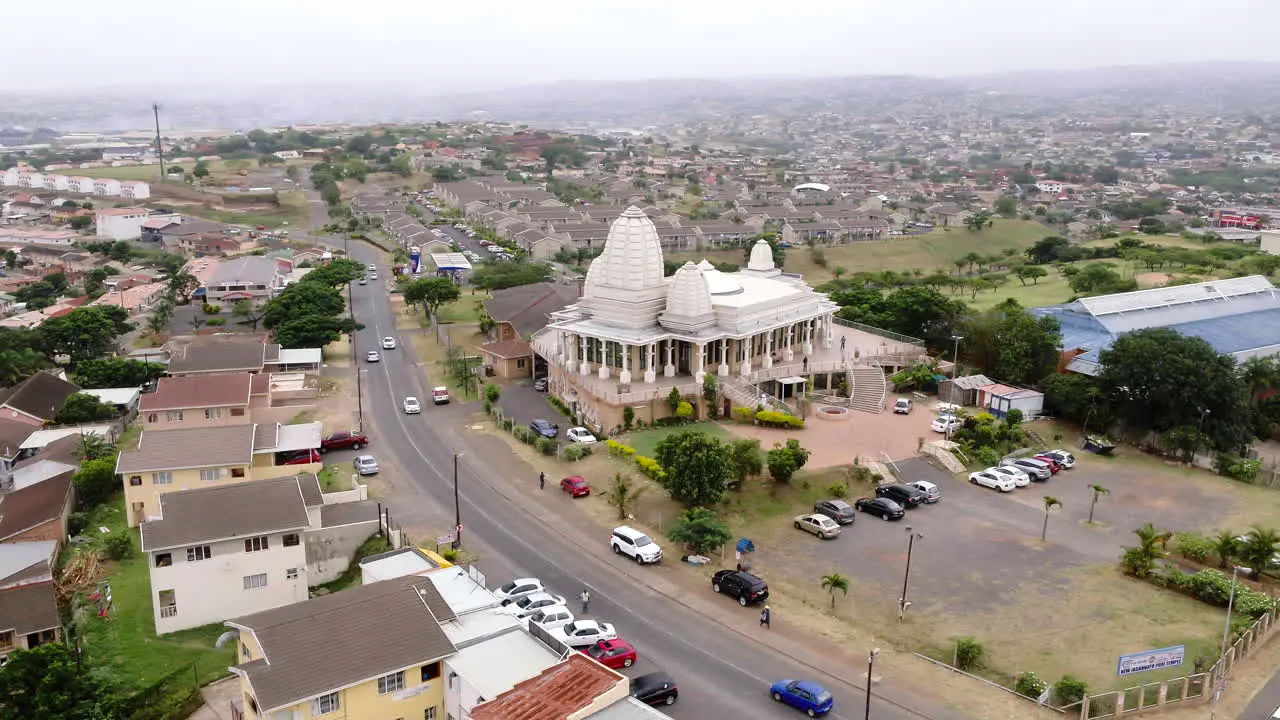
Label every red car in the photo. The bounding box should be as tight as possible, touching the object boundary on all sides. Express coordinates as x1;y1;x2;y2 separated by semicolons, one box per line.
277;449;320;465
320;431;369;452
561;476;590;498
581;638;635;669
1033;455;1063;473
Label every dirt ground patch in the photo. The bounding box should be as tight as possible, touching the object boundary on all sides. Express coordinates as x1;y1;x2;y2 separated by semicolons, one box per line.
1136;271;1172;287
722;409;935;469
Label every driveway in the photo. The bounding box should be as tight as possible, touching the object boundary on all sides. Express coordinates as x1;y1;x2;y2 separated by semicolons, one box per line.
497;380;570;438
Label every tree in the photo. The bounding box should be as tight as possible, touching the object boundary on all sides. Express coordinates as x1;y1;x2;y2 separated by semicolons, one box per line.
1237;527;1280;580
259;153;284;166
262;282;345;329
1122;523;1172;578
56;393;118;424
1087;484;1110;524
1098;328;1252;452
2;250;15;269
1211;530;1239;570
1067;263;1137;295
666;507;730;554
272;315;357;349
1041;496;1062;541
14;281;60;310
766;439;810;483
73;433;115;463
604;472;645;520
0;643;122;720
73;358;164;389
728;438;763;487
993;196;1018;217
820;572;850;611
963;211;993;232
654;430;732;507
71;456;118;507
961;299;1062;386
38;306;132;366
1025;236;1075;264
192;161;210;178
470;261;553;291
299;258;364;287
1092;165;1120;185
68;215;91;230
167;270;199;304
403;277;461;319
1015;265;1048;286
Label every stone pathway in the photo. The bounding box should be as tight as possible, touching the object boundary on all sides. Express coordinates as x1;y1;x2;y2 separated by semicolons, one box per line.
185;677;239;720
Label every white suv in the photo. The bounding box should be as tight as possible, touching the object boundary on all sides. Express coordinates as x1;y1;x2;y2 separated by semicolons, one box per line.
610;526;662;564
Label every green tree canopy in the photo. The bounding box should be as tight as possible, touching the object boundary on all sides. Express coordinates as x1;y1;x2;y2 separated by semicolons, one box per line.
654;430;732;507
666;507;730;554
273;315;357;349
962;299;1062;385
56;393;118;424
301;258;364;287
993;196;1018;217
0;643;123;720
73;358;165;389
38;306;132;366
403;277;461;319
1066;263;1137;296
470;261;552;291
262;282;345;329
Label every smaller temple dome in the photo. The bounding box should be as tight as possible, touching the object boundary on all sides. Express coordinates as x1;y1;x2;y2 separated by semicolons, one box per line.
747;239;776;272
660;262;716;331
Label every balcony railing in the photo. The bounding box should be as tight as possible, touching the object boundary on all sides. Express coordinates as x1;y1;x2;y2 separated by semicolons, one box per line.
159;605;178;619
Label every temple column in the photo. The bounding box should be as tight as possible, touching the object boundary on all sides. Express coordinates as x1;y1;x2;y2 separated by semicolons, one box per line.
644;343;656;383
619;343;631;384
783;326;795;361
664;339;675;377
564;332;576;373
803;319;814;356
717;338;729;377
578;335;590;376
823;315;834;349
763;330;774;369
597;339;610;379
695;343;707;383
739;334;753;377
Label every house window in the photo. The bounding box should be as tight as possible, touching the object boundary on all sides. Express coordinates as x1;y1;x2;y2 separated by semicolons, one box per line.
424;709;438;720
241;643;251;661
158;589;177;618
244;536;269;552
516;358;526;369
146;413;158;423
311;692;341;715
166;410;183;422
377;671;405;695
199;468;223;482
421;662;441;682
230;468;246;478
129;476;142;486
152;472;172;485
204;408;222;420
283;533;300;547
154;553;172;568
230;408;245;417
286;567;298;579
242;573;268;590
186;546;211;562
0;631;12;652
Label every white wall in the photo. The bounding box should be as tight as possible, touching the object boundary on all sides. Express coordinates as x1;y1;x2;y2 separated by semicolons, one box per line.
444;661;489;720
149;530;308;634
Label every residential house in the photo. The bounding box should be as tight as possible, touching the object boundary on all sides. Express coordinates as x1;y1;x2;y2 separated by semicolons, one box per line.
94;206;149;239
483;282;581;343
470;654;629;720
226;574;458;720
140;374;253;428
477;340;534;379
92;178;122;197
120;181;151;200
0;541;61;661
272;150;301;160
202;256;291;304
0;371;81;426
0;418;34;471
924;203;973;228
166;336;278;376
0;469;74;545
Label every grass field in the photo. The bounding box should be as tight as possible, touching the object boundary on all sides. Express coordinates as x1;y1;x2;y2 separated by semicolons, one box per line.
179;189;310;228
71;158;311;181
623;423;732;459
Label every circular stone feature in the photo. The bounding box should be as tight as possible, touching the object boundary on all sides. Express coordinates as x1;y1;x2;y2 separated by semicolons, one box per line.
816;406;850;421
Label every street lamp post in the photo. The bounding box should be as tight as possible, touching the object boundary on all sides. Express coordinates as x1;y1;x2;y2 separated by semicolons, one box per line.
452;452;465;550
1194;408;1211;465
899;527;923;622
866;647;880;719
1211;565;1243;720
949;335;964;404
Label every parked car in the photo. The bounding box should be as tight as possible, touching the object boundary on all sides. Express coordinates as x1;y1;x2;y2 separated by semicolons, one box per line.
581;638;636;669
875;484;927;508
931;415;962;433
529;419;559;438
499;593;566;619
367;264;377;271
969;470;1015;492
908;480;941;503
358;277;367;285
403;397;421;414
353;454;379;475
988;466;1029;486
533;377;548;392
369;272;377;280
566;427;597;444
495;578;544;604
610;525;662;564
630;672;678;706
893;397;913;414
794;513;842;539
561;475;591;498
547;619;617;648
276;449;320;465
320;431;368;452
523;605;574;630
770;679;834;716
813;499;856;525
855;497;905;521
711;569;770;606
1034;454;1064;473
1039;449;1076;469
431;386;450;405
365;351;380;363
381;336;397;349
1000;457;1052;481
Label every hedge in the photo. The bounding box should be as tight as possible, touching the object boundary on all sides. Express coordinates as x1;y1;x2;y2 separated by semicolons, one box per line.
563;444;592;461
1162;568;1278;617
635;455;666;482
755;410;804;429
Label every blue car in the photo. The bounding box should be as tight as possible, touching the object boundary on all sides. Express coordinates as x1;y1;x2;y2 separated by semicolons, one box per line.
770;679;833;717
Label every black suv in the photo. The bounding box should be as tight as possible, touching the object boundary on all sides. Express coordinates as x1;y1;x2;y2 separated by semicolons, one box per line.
875;483;927;508
711;569;769;606
630;672;678;706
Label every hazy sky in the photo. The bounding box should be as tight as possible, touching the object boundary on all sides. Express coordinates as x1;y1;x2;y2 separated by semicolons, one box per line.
9;0;1280;92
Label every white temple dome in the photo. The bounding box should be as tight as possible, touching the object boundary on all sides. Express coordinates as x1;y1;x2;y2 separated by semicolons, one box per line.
664;262;714;318
747;239;776;272
582;206;665;297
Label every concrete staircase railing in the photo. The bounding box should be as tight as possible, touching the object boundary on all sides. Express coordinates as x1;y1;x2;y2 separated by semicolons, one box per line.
848;365;887;414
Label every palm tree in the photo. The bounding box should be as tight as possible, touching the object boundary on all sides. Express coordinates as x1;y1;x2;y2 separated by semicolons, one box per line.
820;572;850;611
604;472;645;520
73;433;115;462
190;312;205;333
1211;530;1239;570
1237;527;1280;580
1087;484;1110;524
1041;496;1062;541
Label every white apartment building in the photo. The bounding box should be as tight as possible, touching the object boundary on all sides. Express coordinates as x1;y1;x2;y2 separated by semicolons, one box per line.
95;207;149;240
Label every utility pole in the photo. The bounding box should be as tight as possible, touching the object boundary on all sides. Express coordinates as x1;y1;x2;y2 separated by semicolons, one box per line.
348;282;363;431
899;527;922;621
152;103;166;179
453;452;464;550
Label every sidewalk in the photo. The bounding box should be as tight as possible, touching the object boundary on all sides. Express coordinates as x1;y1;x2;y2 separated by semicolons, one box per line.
186;677;239;720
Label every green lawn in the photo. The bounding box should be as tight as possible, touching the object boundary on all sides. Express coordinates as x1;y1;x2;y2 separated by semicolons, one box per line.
317;464;347;492
180;190;309;229
965;258;1129;310
71;158;310;181
622;422;731;459
74;498;234;691
436;296;488;324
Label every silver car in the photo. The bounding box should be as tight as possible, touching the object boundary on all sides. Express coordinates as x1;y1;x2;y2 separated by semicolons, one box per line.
1000;457;1051;480
353;455;380;475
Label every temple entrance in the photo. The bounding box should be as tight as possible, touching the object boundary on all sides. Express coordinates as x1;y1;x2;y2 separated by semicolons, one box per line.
677;341;692;375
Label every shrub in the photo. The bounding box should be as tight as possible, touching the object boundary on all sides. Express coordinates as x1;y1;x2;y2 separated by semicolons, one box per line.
975;447;1000;467
652;416;686;427
441;548;459;562
563;443;592;461
1173;532;1213;563
482;399;492;415
953;636;985;671
1015;671;1048;699
502;417;514;432
201;303;221;314
676;401;693;419
67;511;89;538
667;507;730;553
1216;454;1262;484
667;386;682;412
634;455;665;481
206;317;225;326
767;445;799;483
827;482;848;498
547;395;571;416
1053;675;1089;707
536;437;558;456
483;383;500;402
620;445;636;459
104;534;132;560
513;426;531;444
731;406;755;424
622;406;635;431
755;410;804;429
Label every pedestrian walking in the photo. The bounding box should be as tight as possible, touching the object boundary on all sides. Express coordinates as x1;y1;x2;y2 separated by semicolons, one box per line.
539;472;545;490
840;336;846;351
760;605;771;629
579;588;591;613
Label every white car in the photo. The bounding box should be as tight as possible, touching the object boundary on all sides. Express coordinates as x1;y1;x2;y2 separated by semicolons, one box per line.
1040;449;1076;469
403;397;421;414
523;605;574;631
494;578;545;604
611;526;662;564
381;337;397;349
987;465;1029;487
547;619;617;648
366;351;380;363
931;415;962;433
367;264;377;271
566;427;597;444
499;593;567;618
969;470;1015;492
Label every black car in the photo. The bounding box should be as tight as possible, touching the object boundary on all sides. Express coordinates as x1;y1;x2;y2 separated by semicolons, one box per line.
630;672;678;706
814;499;856;525
711;569;769;606
855;496;906;521
529;419;559;438
875;484;927;508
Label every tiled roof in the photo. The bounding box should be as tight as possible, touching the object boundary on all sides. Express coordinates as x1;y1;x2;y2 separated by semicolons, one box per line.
0;371;80;422
166;337;266;374
0;581;59;636
471;653;621;720
140;475;313;551
140;374;252;412
0;471;73;542
230;575;456;712
483;283;580;338
480;340;533;359
115;424;255;473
